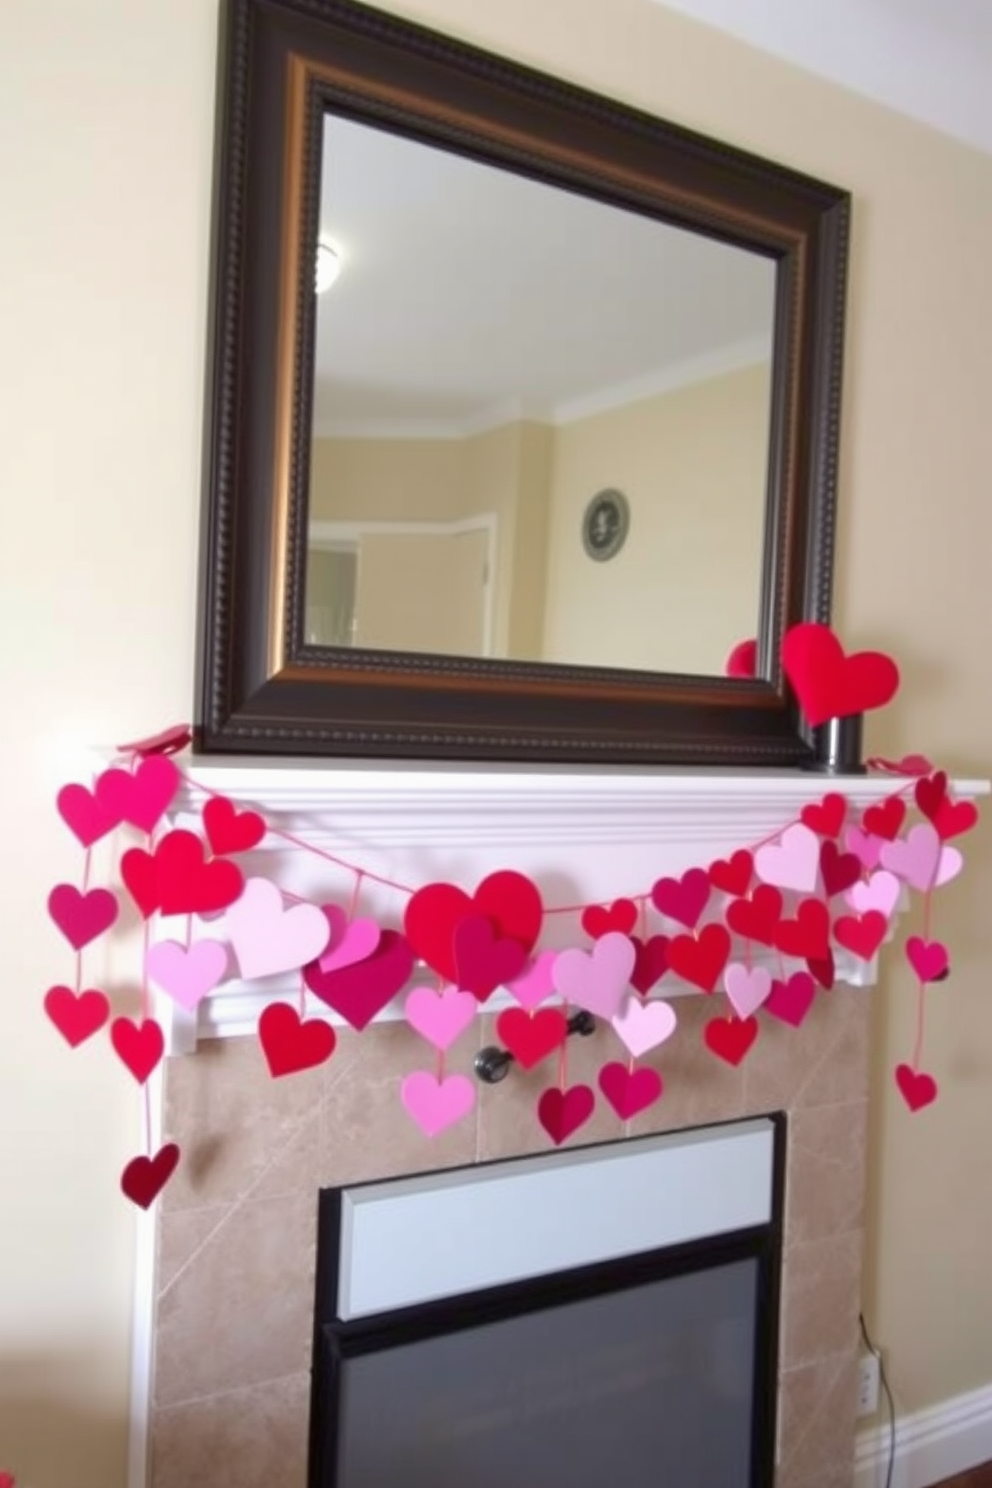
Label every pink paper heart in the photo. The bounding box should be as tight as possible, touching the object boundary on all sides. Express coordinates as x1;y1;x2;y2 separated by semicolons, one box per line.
723;962;773;1019
905;936;949;983
404;986;477;1050
895;1063;938;1112
552;932;635;1019
223;879;330;979
754;823;820;894
936;845;963;887
506;949;558;1010
48;884;119;950
845;826;884;871
146;938;228;1011
610;994;677;1058
880;823;941;892
764;971;817;1027
318;905;381;974
845;869;900;919
94;755;179;834
401;1071;476;1136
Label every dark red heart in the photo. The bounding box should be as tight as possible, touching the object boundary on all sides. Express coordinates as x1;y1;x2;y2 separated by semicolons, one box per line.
495;1008;568;1069
44;986;110;1047
862;796;906;841
775;899;830;961
704;1015;758;1066
303;930;414;1030
598;1063;663;1120
581;898;638;939
726;885;782;946
257;1003;336;1077
95;755;179;834
453;915;528;1002
650;868;710;929
110;1016;165;1084
819;841;862;897
834;911;887;961
120;1142;181;1208
667;923;731;993
537;1084;596;1145
763;971;818;1027
914;771;947;824
56;783;119;847
404;871;542;983
782;622;900;725
894;1063;938;1113
202;796;267;855
807;952;835;989
800;793;847;839
630;934;669;994
933;797;978;842
707;850;753;898
47;884;119;949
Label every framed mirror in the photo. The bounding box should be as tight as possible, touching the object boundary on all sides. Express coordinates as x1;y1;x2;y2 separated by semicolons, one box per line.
196;0;850;766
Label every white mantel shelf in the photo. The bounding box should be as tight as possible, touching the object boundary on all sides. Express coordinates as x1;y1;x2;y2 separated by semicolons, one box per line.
155;758;988;1053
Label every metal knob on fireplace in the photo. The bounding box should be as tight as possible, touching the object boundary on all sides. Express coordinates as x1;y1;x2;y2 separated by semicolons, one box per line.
474;1009;597;1084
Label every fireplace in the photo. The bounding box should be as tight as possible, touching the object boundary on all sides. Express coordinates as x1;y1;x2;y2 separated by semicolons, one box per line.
309;1119;785;1487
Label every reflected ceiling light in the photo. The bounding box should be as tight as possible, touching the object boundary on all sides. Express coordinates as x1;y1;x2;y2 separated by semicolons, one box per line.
315;242;342;294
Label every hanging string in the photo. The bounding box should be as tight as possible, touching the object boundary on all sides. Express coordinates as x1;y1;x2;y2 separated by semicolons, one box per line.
910;885;936;1072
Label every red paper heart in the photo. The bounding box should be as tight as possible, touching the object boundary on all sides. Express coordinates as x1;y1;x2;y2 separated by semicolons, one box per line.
708;850;754;898
496;1008;568;1069
667;923;731;992
202;796;267;855
598;1063;663;1120
867;754;933;777
303;930;414;1030
862;797;906;841
774;898;830;961
453;915;528;1002
807;952;835;989
120;848;160;919
914;771;947;824
121;1142;181;1208
933;797;978;842
258;1003;336;1077
650;868;710;929
704;1015;758;1066
117;724;192;757
581;898;638;939
44;986;110;1047
834;911;887;960
726;885;782;946
537;1084;595;1145
158;831;244;916
725;638;757;678
819;840;862;897
47;884;119;949
56;783;119;847
782;622;900;725
95;755;179;834
630;934;669;994
800;793;847;839
110;1016;165;1083
404;871;542;983
894;1063;938;1113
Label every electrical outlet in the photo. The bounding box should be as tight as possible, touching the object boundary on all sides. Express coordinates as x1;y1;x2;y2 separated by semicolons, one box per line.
858;1351;881;1416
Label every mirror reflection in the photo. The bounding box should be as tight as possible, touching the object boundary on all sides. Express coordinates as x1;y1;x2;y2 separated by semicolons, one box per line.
306;115;777;675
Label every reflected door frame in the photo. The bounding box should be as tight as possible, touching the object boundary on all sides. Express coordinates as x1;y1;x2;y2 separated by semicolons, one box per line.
309;514;498;658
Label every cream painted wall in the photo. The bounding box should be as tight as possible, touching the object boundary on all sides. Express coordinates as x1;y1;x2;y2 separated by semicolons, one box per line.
2;2;991;1486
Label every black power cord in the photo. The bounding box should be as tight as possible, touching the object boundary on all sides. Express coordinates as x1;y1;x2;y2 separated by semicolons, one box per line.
859;1311;895;1488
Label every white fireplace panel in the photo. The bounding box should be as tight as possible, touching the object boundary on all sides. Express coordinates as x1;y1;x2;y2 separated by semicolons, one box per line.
336;1118;775;1321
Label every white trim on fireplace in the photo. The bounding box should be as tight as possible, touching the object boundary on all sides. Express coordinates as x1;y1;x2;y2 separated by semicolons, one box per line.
854;1379;992;1488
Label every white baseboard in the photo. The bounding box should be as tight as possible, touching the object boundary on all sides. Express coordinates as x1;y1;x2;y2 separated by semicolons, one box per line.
855;1381;992;1488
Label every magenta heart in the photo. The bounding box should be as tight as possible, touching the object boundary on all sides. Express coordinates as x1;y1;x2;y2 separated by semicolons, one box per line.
318;906;381;974
94;755;179;834
844;826;884;871
754;823;820;894
552;932;635;1019
401;1071;476;1136
650;868;710;929
303;930;414;1030
598;1063;663;1120
146;938;228;1011
223;879;330;980
845;870;900;919
723;962;773;1020
404;986;477;1050
895;1063;938;1112
764;971;818;1027
48;884;119;950
506;949;558;1010
905;936;949;983
453;914;528;1002
610;995;677;1057
56;783;119;847
880;823;942;892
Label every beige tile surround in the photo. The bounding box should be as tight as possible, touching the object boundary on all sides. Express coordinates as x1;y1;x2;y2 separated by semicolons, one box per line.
150;988;869;1487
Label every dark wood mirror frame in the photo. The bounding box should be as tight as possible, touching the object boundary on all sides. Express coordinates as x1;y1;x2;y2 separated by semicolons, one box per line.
195;0;850;767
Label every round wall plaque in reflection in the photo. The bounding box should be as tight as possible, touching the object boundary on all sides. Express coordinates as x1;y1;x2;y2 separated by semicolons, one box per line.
582;487;630;562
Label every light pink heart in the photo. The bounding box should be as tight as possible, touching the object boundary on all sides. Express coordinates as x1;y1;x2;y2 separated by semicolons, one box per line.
880;823;941;893
318;905;381;974
404;986;477;1050
146;938;228;1011
552;932;636;1019
610;994;677;1058
755;823;820;894
401;1071;476;1136
507;950;558;1010
845;869;901;919
723;962;773;1019
764;971;818;1027
844;826;884;871
223;879;330;979
905;936;949;983
936;845;963;887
